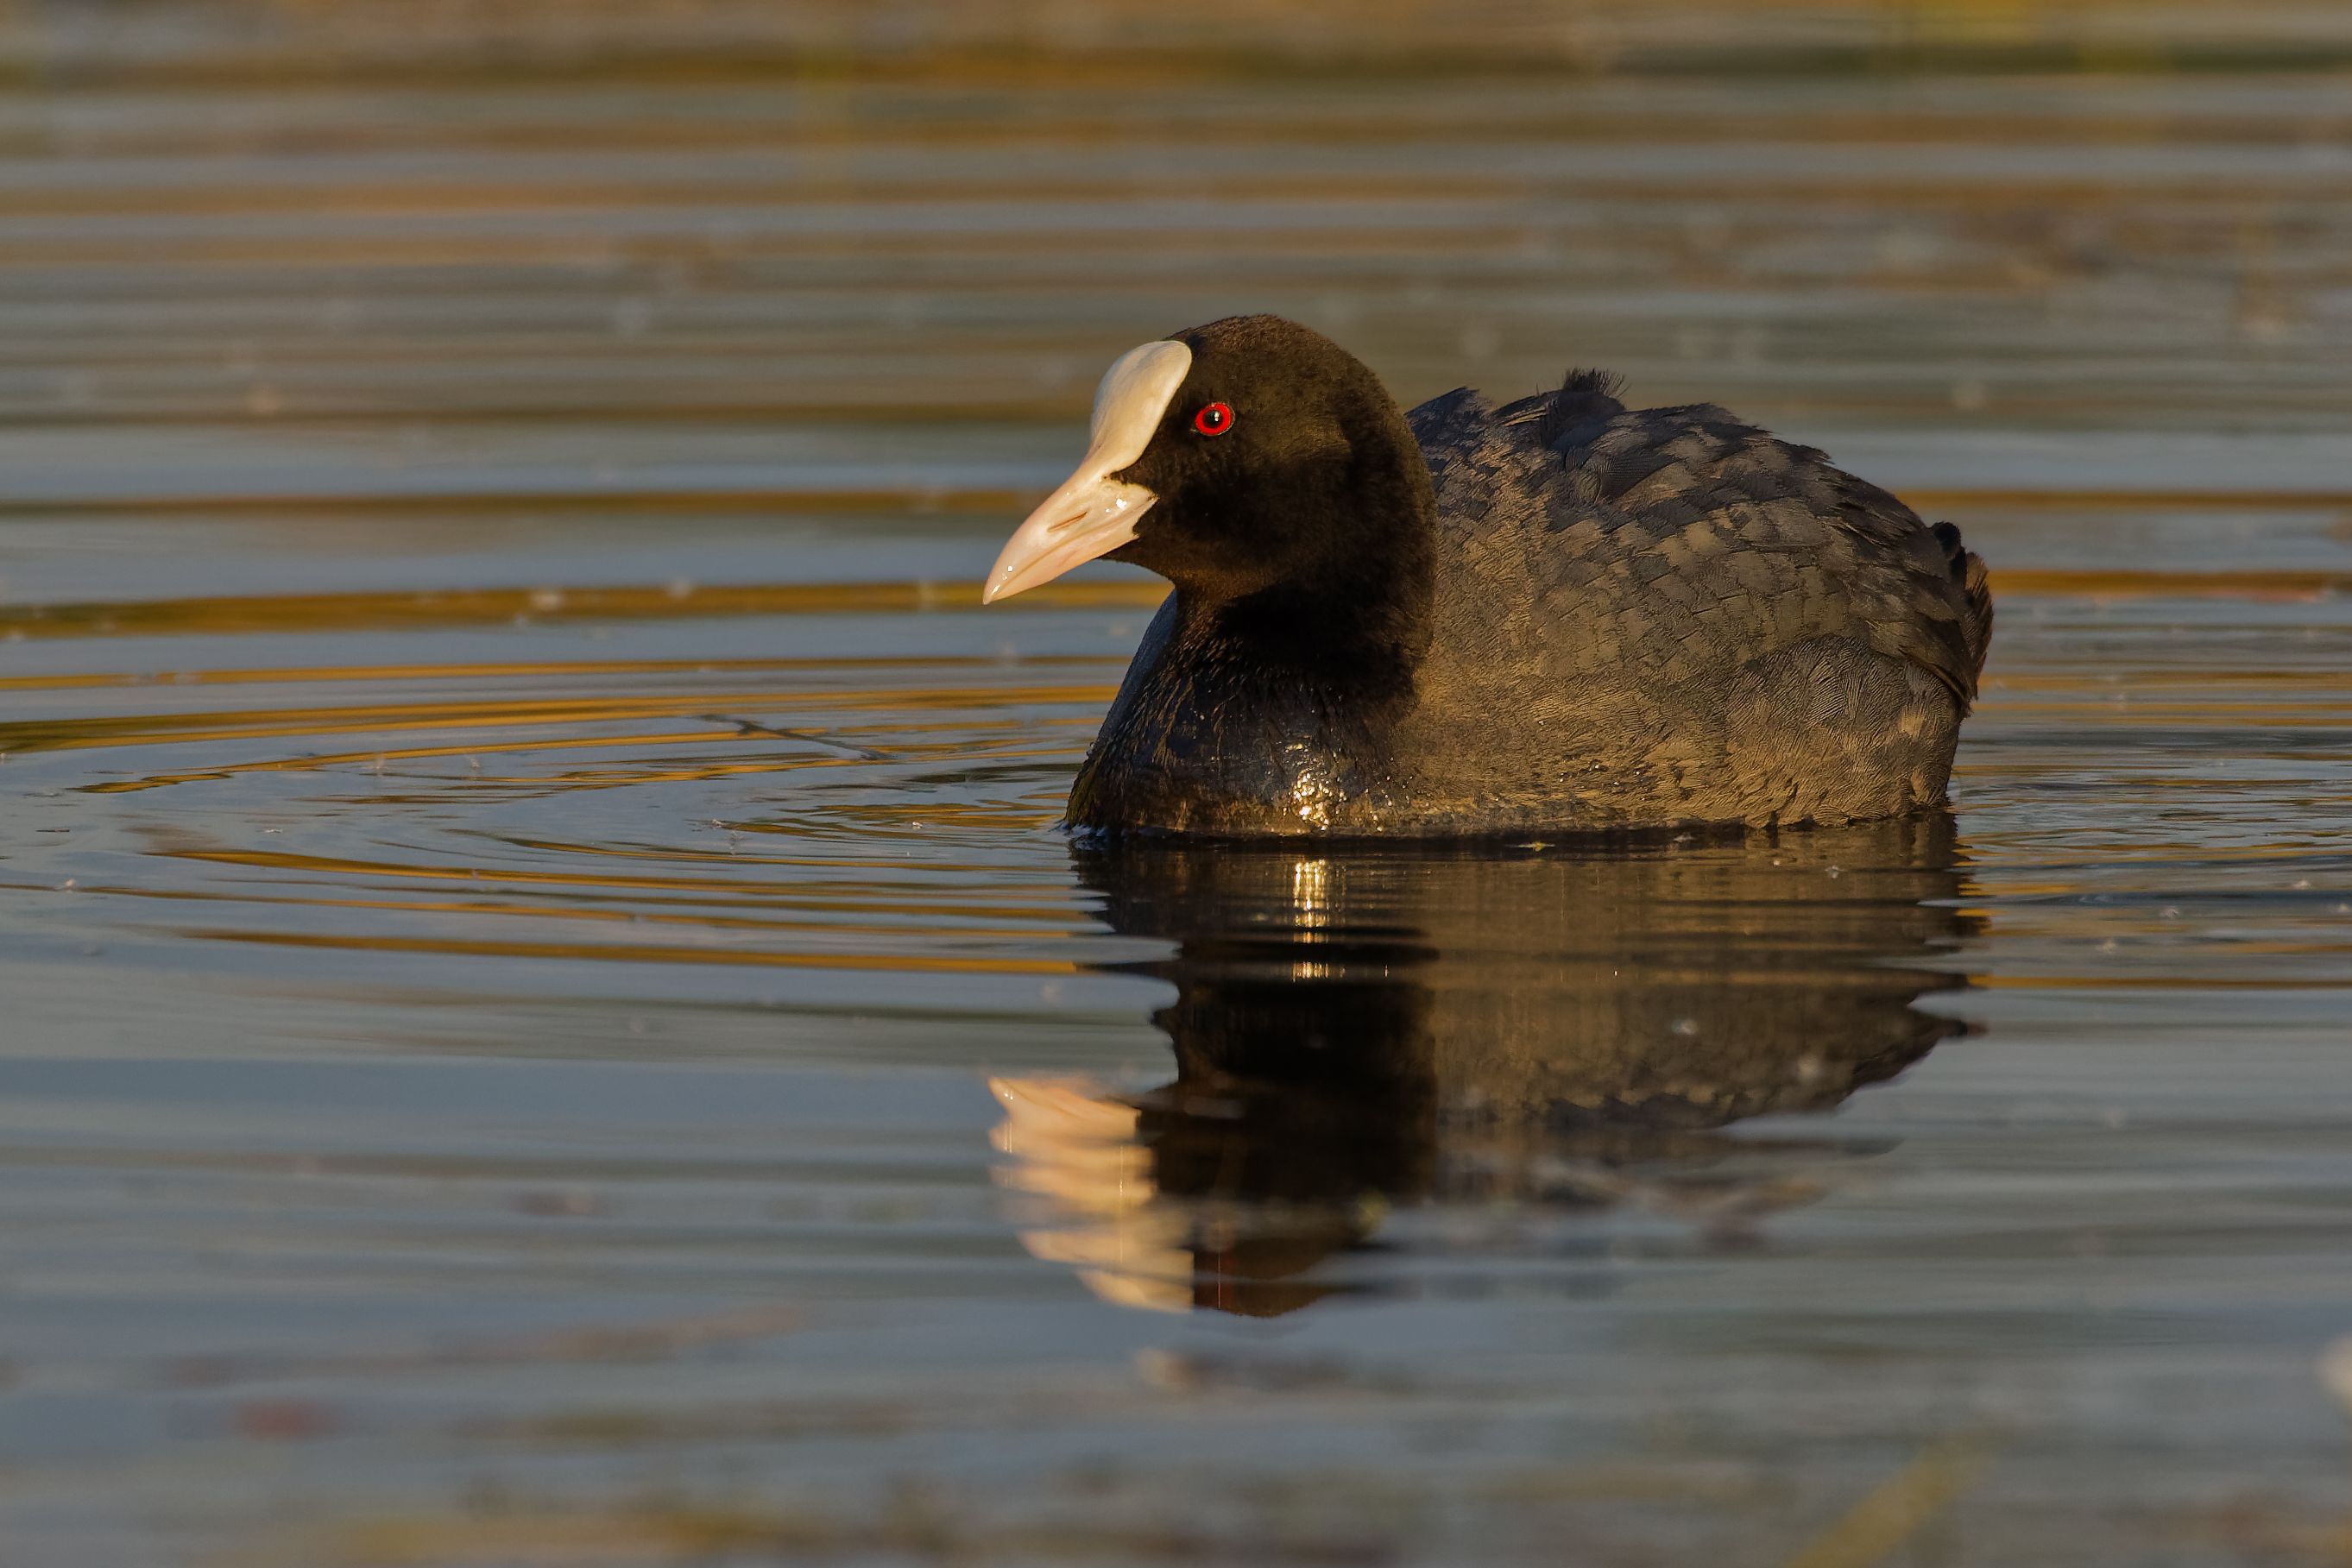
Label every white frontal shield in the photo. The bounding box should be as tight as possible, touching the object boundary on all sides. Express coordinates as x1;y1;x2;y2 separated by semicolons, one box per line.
982;339;1192;603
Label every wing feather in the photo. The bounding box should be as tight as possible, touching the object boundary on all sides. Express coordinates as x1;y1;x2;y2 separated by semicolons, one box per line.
1409;376;1992;709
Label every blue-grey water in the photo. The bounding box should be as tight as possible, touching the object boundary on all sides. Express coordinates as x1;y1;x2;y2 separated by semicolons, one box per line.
7;4;2352;1564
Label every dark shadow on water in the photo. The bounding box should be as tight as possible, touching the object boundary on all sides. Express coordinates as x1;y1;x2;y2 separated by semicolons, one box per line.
993;817;1980;1316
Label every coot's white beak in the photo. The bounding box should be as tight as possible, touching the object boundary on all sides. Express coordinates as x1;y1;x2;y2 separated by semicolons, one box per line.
982;340;1192;604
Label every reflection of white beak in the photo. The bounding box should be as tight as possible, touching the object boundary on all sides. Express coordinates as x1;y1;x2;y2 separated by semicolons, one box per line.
987;1075;1195;1313
982;339;1192;604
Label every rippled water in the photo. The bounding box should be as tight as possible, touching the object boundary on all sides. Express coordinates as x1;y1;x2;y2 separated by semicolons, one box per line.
9;5;2352;1564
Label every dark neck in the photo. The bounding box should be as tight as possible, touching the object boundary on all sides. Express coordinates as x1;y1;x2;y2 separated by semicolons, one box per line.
1069;430;1439;835
1186;453;1438;702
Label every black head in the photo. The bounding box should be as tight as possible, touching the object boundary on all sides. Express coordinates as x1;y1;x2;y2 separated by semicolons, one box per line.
1109;316;1434;603
983;315;1435;639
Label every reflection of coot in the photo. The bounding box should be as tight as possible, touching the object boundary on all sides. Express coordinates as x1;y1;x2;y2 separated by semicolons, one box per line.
997;819;1977;1316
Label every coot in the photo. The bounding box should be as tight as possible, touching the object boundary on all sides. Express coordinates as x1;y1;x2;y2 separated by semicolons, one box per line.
985;314;1991;837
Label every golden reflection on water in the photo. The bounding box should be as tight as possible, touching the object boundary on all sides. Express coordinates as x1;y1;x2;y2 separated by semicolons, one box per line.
0;576;1167;640
13;560;2349;642
189;929;1081;976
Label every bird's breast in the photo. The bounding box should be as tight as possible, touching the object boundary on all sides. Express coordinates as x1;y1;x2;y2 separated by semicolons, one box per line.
1068;632;1404;837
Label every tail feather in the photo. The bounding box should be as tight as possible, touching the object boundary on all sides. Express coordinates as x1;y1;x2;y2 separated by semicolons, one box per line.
1961;549;1994;689
1929;520;1995;696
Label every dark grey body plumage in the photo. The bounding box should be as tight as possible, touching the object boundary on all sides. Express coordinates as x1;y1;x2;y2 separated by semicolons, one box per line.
1069;358;1991;838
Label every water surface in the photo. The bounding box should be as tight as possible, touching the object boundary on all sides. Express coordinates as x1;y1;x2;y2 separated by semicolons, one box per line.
6;5;2352;1564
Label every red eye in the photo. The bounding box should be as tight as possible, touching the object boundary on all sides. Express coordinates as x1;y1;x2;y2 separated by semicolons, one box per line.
1191;401;1234;437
